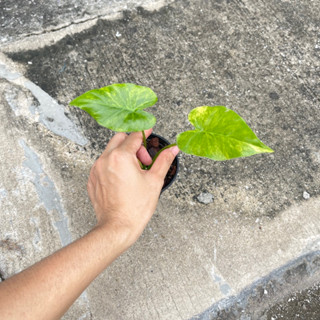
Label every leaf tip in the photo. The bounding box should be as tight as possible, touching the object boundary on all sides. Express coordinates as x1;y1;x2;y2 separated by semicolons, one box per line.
264;146;274;153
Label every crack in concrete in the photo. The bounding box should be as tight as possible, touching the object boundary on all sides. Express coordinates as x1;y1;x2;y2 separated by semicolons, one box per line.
1;11;121;53
1;0;174;53
12;12;122;42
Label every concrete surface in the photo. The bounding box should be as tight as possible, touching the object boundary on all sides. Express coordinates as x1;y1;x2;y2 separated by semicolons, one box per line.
265;282;320;320
0;0;319;319
1;0;174;45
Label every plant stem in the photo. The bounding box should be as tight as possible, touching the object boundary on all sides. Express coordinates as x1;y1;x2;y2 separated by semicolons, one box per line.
138;159;145;169
141;130;147;170
142;130;147;149
147;143;177;170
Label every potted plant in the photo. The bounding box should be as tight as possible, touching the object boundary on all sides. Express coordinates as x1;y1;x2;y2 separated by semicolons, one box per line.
70;83;273;190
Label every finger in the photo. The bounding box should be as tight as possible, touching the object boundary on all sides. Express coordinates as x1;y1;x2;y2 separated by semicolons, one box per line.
149;146;179;178
137;146;152;165
120;128;153;154
143;128;153;139
101;132;127;157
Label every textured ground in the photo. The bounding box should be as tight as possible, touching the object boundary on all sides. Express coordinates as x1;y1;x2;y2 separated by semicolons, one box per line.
0;0;320;319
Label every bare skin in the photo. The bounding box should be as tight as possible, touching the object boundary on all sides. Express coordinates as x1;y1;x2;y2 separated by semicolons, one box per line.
0;129;179;320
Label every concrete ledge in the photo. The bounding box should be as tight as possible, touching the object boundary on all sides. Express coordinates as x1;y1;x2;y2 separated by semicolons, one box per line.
192;251;320;319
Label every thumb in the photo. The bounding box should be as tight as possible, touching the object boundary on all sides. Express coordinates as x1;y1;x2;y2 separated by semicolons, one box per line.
149;146;179;179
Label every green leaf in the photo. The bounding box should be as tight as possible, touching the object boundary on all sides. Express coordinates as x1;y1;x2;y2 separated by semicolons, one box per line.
177;106;274;161
70;83;157;132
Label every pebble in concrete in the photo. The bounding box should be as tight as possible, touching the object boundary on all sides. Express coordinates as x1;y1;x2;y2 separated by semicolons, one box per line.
197;192;214;205
303;191;310;200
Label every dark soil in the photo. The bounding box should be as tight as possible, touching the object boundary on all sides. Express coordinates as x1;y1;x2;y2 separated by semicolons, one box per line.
146;134;178;191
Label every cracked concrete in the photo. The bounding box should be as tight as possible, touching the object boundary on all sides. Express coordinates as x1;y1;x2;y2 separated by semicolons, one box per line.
0;56;87;145
192;251;320;319
19;138;73;247
0;0;320;319
1;0;175;48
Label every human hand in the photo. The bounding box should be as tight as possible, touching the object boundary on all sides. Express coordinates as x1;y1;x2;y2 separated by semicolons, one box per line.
87;129;179;248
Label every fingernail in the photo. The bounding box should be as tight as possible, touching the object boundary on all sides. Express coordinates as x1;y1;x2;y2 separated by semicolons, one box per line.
170;146;180;157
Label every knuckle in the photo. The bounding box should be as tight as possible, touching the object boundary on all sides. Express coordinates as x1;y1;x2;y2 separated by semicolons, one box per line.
116;132;127;139
109;148;125;163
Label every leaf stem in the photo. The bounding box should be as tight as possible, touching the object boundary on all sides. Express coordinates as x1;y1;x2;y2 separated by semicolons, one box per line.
147;143;177;170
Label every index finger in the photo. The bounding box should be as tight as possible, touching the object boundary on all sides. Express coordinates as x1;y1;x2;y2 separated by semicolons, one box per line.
100;132;127;158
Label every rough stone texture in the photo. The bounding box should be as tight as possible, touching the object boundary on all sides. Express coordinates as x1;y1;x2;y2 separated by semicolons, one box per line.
192;252;320;319
5;0;320;219
0;73;94;318
0;0;174;44
265;282;320;320
0;0;320;319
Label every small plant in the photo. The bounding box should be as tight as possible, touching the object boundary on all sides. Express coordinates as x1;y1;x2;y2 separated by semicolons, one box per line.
70;83;273;168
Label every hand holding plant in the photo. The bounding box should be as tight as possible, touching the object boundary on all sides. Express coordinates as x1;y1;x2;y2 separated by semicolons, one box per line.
88;129;178;245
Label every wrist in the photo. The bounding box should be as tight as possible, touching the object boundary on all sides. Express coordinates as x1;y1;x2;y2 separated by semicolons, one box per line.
92;220;136;253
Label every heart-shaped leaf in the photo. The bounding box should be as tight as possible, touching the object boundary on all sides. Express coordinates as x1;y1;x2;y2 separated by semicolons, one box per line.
177;106;274;160
70;83;157;132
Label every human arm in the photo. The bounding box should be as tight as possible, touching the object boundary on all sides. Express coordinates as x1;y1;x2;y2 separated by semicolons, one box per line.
0;129;179;320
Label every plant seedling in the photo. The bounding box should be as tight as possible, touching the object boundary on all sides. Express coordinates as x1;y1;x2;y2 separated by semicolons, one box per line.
70;83;273;168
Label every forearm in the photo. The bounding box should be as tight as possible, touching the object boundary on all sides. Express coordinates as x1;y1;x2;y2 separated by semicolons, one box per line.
0;130;178;319
0;224;130;320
